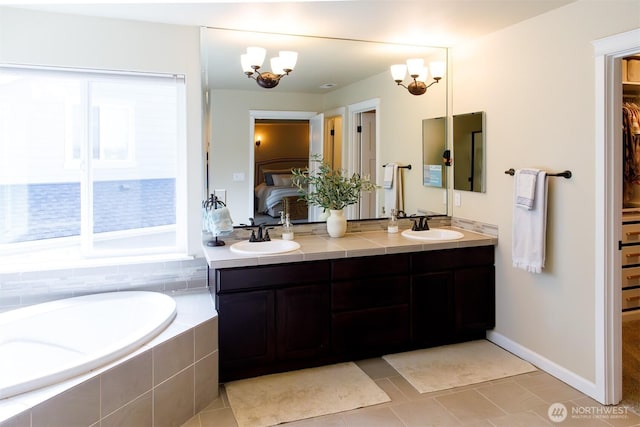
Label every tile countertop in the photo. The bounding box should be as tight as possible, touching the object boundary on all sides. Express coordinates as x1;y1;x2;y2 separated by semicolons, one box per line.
203;226;498;270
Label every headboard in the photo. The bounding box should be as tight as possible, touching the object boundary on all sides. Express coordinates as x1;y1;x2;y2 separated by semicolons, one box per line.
254;157;309;187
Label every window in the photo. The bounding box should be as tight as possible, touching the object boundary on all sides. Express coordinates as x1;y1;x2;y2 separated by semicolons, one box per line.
0;66;186;265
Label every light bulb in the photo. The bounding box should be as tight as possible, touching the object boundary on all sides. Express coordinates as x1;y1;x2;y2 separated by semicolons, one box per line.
246;46;266;68
279;51;297;71
430;61;446;79
390;64;407;81
406;58;425;77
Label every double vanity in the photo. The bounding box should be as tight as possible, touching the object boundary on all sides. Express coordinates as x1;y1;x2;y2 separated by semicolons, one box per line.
203;224;497;382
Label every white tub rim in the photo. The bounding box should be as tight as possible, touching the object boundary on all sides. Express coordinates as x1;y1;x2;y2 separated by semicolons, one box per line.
0;291;176;400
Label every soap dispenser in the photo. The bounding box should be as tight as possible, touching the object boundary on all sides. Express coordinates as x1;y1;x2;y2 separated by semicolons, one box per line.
282;213;294;240
387;208;399;233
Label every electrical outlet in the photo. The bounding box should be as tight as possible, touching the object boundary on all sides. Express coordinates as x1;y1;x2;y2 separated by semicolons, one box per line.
232;172;245;182
454;191;461;207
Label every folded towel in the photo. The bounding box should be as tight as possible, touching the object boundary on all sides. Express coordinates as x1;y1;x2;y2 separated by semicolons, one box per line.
383;163;395;189
515;168;539;210
204;206;234;236
512;170;548;273
384;163;405;216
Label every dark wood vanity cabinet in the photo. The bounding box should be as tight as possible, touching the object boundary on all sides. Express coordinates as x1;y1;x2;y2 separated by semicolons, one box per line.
214;261;331;381
331;254;411;359
411;246;495;345
212;245;495;382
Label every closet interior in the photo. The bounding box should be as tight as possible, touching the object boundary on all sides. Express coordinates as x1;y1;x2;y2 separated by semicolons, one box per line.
622;54;640;322
621;54;640;412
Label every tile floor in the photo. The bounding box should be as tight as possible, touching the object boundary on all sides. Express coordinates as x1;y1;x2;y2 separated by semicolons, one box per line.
182;358;640;427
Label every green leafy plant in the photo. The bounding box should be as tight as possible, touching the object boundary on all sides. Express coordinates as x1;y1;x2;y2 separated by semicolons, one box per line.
291;156;378;211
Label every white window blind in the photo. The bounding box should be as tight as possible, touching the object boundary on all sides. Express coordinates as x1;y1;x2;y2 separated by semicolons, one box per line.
0;65;187;264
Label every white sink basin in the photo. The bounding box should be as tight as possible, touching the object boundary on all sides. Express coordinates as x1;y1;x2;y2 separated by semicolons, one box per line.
401;228;464;241
230;239;301;255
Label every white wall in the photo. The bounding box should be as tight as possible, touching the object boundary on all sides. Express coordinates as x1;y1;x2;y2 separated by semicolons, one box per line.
451;0;640;386
323;67;448;217
0;7;203;257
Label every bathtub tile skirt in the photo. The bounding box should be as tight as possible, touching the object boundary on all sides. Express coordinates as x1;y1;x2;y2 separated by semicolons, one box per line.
0;290;218;427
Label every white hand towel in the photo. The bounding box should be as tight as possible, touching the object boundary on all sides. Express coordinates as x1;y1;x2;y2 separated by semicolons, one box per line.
205;206;234;236
512;170;548;273
515;168;539;210
383;163;395;189
383;163;404;216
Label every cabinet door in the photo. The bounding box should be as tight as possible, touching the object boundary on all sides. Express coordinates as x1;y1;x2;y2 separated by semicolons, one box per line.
411;271;455;346
332;305;410;358
218;290;275;380
454;265;495;332
276;284;330;361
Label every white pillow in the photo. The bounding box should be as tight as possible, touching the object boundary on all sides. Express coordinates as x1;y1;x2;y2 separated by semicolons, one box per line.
272;174;294;187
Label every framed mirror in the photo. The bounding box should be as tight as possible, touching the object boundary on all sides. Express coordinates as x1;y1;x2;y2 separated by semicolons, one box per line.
422;117;447;188
453;112;485;192
202;27;449;225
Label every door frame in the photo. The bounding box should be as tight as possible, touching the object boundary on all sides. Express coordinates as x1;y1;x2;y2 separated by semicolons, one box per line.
347;98;380;219
248;110;317;221
594;28;640;405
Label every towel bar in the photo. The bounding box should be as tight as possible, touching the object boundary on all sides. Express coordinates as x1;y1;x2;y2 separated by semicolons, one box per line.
383;164;412;169
504;168;572;179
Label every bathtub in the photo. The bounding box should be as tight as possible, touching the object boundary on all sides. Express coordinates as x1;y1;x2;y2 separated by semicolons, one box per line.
0;291;176;400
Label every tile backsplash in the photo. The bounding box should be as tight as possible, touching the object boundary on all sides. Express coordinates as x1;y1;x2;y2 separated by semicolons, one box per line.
0;257;207;311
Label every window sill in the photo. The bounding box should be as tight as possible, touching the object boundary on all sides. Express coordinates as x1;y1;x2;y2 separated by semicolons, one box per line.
0;252;195;274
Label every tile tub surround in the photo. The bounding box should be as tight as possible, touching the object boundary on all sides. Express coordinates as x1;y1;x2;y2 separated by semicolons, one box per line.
203;225;498;269
0;289;219;427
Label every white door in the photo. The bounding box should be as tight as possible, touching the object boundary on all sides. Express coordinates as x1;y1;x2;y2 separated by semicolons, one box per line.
359;111;377;219
308;113;324;221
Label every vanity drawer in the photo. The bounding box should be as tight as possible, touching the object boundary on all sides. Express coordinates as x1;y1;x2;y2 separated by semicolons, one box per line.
332;254;409;280
622;266;640;288
411;246;494;273
216;261;330;292
332;275;409;311
622;246;640;266
622;223;640;244
623;288;640;310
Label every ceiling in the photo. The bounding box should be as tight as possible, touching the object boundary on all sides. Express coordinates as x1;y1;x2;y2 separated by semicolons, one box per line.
6;1;576;93
9;1;576;47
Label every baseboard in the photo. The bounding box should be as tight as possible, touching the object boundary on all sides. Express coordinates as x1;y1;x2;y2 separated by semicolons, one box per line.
486;331;599;401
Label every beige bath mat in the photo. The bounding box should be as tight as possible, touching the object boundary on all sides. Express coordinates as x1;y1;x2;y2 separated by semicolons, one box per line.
225;362;390;427
383;340;537;394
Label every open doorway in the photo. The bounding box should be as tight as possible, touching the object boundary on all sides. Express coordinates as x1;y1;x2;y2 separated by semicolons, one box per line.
249;110;317;225
347;99;379;220
620;53;640;412
253;119;310;224
594;28;640;406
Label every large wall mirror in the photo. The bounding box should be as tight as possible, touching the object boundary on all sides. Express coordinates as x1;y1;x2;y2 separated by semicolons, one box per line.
453;112;485;193
202;27;449;225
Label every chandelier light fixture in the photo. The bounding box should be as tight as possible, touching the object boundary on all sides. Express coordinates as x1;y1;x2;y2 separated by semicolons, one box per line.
241;47;298;89
390;59;446;95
